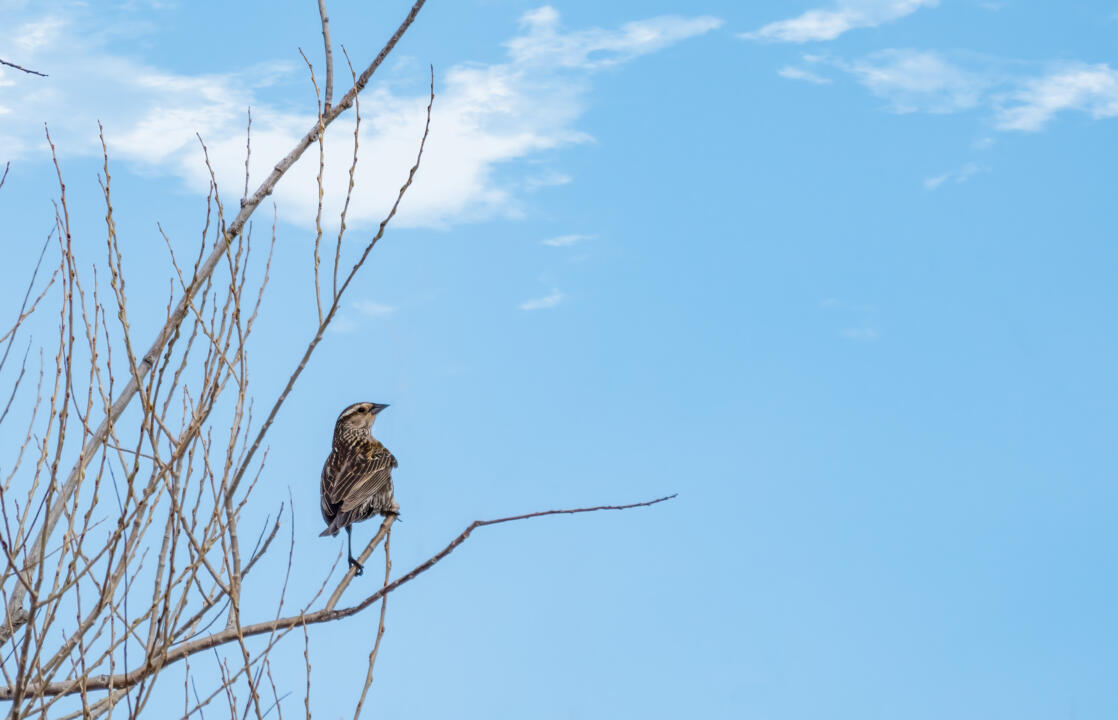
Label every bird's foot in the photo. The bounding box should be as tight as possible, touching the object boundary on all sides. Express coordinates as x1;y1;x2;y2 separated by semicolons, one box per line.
386;503;401;523
348;556;364;576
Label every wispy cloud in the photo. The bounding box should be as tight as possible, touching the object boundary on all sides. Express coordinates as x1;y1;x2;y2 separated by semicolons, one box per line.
540;233;593;247
843;49;987;113
13;16;63;51
778;65;832;84
821;298;880;341
0;6;722;230
996;63;1118;131
922;172;950;190
508;7;723;69
955;161;983;182
524;170;573;190
519;289;564;311
923;161;984;189
352;300;396;317
326;300;396;334
327;315;359;334
782;50;1118;134
742;0;937;43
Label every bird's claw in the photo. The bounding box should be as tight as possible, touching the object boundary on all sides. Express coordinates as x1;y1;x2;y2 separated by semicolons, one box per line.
348;557;364;576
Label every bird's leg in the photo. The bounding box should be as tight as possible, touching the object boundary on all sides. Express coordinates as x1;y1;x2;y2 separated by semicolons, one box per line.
346;525;364;576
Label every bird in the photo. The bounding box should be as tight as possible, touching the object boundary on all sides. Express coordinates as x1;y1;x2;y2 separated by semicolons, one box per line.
319;401;399;576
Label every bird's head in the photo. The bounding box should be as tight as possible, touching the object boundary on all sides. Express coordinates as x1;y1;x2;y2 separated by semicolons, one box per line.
335;401;389;435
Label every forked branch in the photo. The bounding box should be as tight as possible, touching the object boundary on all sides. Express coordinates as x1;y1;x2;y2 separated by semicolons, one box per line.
0;494;676;700
0;0;430;646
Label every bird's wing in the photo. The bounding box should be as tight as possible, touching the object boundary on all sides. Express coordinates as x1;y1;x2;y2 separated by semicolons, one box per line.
329;445;397;513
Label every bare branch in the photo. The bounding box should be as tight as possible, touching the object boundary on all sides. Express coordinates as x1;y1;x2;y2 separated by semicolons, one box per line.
0;0;430;646
0;7;669;718
318;0;334;111
351;531;391;719
226;63;435;503
0;58;47;77
0;495;675;700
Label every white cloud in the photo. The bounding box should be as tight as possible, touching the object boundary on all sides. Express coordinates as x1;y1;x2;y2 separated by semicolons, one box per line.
778;50;1118;136
0;6;721;230
778;66;832;84
327;300;395;334
742;0;937;43
996;63;1118;131
508;7;723;69
352;300;396;317
923;172;949;190
923;161;984;190
327;315;359;334
14;17;63;51
541;233;592;247
956;161;982;182
519;289;564;311
844;49;986;113
524;170;573;190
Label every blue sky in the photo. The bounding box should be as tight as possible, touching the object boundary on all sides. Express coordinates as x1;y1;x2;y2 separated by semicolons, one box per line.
2;0;1117;717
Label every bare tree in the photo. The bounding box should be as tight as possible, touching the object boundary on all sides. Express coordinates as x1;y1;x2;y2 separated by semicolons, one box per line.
0;3;673;717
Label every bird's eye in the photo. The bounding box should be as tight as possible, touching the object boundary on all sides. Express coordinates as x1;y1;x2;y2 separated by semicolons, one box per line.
355;407;367;413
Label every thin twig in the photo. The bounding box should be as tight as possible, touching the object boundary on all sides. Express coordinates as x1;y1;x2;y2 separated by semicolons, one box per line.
0;58;47;77
0;495;675;699
0;0;430;646
351;531;390;719
317;0;334;111
226;64;435;504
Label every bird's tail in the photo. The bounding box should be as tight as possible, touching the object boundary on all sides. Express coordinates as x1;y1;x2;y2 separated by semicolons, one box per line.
319;515;346;537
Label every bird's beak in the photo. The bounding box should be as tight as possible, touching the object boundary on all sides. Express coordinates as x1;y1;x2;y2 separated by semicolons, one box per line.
370;403;389;415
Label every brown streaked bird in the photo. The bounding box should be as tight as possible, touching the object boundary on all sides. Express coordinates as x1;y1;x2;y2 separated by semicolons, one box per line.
320;401;399;576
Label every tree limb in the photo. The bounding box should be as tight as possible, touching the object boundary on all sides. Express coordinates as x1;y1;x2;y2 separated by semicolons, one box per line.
0;0;429;646
0;494;675;699
0;59;47;77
